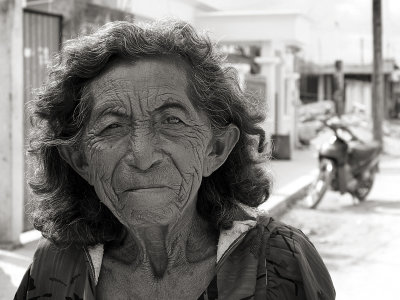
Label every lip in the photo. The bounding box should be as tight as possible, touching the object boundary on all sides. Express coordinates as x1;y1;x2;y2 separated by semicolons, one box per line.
122;186;169;193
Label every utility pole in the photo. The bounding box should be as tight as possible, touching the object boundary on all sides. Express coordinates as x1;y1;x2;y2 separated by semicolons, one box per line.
372;0;384;145
333;60;344;117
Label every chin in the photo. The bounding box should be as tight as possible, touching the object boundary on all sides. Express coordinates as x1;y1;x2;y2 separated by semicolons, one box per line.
126;205;181;228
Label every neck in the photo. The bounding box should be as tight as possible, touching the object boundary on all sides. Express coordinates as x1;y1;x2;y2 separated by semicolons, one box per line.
107;205;217;279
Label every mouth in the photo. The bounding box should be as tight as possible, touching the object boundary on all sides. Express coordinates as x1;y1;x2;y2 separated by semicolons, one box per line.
123;186;169;193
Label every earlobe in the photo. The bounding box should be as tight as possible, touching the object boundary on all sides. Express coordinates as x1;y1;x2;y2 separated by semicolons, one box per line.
203;124;240;177
58;145;91;184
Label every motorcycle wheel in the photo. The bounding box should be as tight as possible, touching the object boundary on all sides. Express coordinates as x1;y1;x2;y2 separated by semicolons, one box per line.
353;168;377;201
305;159;334;209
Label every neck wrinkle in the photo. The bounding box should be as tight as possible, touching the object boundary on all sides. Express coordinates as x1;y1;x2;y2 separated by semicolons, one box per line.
120;203;212;272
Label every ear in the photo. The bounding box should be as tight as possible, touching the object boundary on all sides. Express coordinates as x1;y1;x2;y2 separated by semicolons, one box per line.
58;145;91;185
203;124;240;177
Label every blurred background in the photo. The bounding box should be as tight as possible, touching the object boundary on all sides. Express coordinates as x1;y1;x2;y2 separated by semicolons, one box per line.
1;0;399;299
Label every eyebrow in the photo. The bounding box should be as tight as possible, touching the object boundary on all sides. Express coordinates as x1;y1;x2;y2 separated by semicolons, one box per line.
91;98;192;123
153;102;191;118
92;105;129;122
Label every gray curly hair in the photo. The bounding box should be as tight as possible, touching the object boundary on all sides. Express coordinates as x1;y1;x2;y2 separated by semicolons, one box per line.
28;20;271;248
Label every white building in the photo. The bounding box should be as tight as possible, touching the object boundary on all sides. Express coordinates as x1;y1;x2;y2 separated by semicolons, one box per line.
195;10;310;156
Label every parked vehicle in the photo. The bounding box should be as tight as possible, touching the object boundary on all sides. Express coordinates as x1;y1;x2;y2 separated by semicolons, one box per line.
297;101;334;146
306;116;381;208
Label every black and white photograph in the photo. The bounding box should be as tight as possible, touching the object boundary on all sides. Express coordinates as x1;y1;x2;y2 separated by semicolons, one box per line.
1;0;399;299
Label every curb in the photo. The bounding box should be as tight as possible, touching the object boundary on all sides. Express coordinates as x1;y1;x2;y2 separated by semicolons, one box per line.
258;169;317;217
19;230;42;245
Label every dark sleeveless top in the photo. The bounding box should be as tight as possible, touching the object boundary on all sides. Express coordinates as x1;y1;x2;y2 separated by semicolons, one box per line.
14;216;335;300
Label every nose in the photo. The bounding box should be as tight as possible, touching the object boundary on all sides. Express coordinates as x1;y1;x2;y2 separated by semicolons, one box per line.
125;129;163;171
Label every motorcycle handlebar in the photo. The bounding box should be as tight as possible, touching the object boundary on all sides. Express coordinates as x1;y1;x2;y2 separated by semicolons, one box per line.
320;116;362;143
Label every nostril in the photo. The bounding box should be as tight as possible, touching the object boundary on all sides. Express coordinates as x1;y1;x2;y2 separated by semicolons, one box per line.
125;146;163;171
126;131;163;170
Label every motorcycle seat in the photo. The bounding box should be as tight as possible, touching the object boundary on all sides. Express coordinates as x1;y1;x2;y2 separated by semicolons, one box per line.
348;141;380;163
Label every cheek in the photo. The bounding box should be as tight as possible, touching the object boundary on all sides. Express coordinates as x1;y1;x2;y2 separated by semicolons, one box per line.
84;136;127;185
160;129;210;178
84;139;129;216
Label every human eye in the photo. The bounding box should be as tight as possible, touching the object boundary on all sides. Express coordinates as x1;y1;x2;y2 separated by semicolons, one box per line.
105;123;121;130
99;122;124;134
162;116;183;125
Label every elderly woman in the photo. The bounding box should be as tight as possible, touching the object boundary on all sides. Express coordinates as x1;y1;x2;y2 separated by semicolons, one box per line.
15;20;335;300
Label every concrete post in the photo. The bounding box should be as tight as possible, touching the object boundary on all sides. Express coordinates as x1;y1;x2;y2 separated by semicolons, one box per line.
326;76;332;100
256;42;296;159
0;0;25;246
280;49;300;149
275;51;285;135
286;73;300;149
317;74;324;101
255;42;279;135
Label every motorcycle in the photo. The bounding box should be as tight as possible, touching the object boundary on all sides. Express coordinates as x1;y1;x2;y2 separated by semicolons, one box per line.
306;116;381;209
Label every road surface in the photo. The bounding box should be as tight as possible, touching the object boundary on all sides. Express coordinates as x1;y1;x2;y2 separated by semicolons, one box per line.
280;155;400;300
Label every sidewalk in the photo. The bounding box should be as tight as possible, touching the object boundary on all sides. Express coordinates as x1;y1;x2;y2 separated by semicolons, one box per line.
260;146;318;215
0;146;319;299
0;234;39;299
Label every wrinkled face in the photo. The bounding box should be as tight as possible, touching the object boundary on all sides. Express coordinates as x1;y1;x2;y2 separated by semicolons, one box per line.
82;58;213;228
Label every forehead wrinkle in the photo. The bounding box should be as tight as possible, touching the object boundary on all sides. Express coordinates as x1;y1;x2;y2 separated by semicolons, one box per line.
91;75;133;95
90;78;140;120
137;87;146;118
141;64;187;86
139;85;194;116
90;93;128;120
90;61;204;123
90;77;131;103
129;86;181;115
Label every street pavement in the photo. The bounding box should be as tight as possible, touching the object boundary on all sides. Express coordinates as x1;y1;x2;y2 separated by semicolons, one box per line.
280;154;400;300
0;237;37;299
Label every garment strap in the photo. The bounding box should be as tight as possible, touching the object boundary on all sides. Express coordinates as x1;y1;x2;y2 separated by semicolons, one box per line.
84;244;104;285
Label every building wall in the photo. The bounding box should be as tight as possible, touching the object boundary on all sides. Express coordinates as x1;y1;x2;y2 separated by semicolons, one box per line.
27;0;135;40
91;0;199;23
345;79;372;115
0;0;24;245
195;12;310;45
26;0;204;38
0;0;14;243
